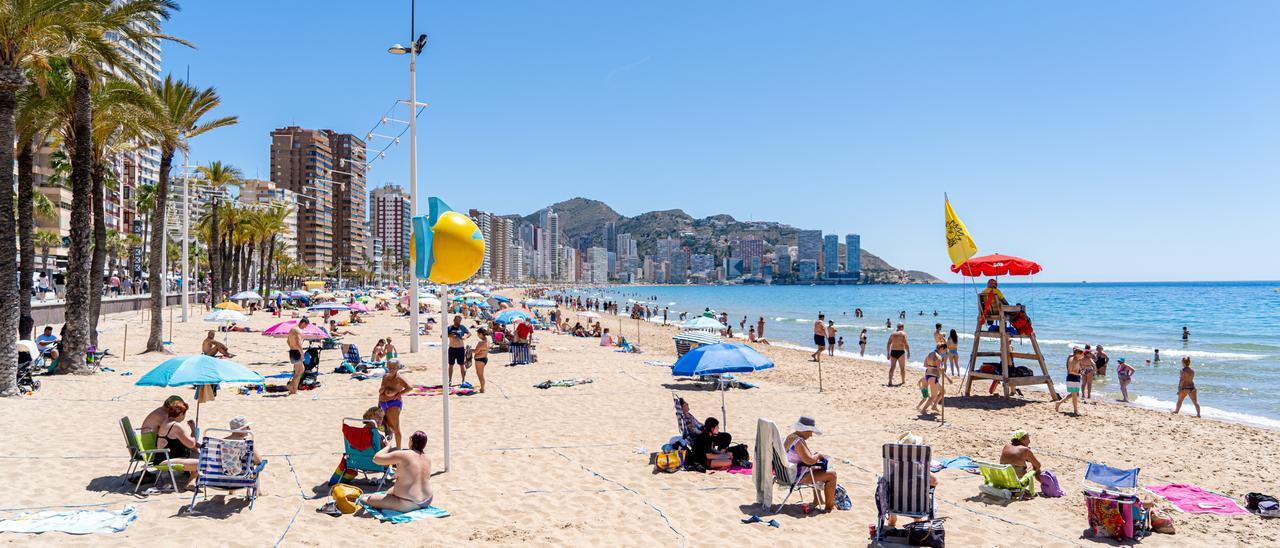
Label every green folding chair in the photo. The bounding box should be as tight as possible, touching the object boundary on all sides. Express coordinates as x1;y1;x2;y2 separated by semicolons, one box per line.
976;460;1036;500
119;417;183;493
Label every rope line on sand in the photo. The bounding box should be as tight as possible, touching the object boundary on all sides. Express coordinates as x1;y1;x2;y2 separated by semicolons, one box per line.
274;505;302;548
284;455;306;498
487;442;629;451
553;450;687;548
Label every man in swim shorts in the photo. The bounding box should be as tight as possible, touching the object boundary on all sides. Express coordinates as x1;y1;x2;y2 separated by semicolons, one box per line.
286;317;309;395
1054;348;1085;416
886;323;910;386
811;314;826;362
447;315;470;383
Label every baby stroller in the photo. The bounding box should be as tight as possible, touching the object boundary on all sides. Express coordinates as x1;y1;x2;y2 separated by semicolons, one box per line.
15;340;42;392
301;347;322;389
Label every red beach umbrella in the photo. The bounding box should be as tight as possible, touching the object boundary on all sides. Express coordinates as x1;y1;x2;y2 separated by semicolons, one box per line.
950;253;1042;277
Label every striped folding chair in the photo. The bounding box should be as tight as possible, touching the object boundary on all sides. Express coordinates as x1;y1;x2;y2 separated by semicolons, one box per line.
875;443;935;540
189;429;267;511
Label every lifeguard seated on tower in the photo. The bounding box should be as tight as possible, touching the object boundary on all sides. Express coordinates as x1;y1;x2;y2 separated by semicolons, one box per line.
979;279;1033;335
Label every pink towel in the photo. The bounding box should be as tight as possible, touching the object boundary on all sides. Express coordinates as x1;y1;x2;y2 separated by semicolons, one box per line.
1146;484;1248;515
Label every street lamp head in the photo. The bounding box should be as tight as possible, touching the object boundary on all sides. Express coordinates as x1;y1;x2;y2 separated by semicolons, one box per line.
388;43;411;55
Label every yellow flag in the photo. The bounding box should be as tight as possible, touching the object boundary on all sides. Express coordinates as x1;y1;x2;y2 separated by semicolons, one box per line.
944;195;978;267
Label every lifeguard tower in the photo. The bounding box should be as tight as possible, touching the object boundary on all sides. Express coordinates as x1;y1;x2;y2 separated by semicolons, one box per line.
953;254;1060;400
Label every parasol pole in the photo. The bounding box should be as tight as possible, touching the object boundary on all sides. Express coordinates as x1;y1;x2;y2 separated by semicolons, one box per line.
439;283;451;472
721;380;727;427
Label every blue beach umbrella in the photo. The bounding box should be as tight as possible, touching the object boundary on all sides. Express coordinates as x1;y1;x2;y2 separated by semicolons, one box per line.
493;309;536;325
136;355;265;428
493;295;512;304
679;316;726;331
671;343;774;425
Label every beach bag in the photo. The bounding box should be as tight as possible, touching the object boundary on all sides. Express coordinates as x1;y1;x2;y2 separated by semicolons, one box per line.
1009;311;1033;335
833;484;852;511
1246;492;1277;511
707;453;732;470
1258;501;1279;517
1012;365;1034;378
1038;470;1065;497
1149;508;1175;534
654;449;685;473
905;518;945;547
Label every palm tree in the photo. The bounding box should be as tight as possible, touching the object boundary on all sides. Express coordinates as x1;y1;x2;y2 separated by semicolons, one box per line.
15;72;59;340
254;204;292;296
0;0;91;393
51;0;185;373
143;77;237;353
197;161;241;302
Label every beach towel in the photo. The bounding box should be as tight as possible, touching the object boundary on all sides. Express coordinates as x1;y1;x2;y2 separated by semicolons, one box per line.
533;378;593;389
1146;484;1249;515
328;456;358;486
357;499;449;522
265;372;296;379
930;456;980;474
408;383;476;397
0;505;138;534
644;360;673;367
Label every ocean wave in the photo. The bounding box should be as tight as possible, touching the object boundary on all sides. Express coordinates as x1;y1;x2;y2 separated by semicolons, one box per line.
1129;395;1280;430
1098;345;1265;361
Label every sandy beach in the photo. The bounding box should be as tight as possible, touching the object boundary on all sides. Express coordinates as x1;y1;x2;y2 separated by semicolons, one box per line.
2;293;1278;547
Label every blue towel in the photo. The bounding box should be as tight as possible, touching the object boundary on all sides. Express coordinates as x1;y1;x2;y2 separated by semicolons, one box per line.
932;456;980;474
265;372;296;379
0;505;138;534
358;499;449;522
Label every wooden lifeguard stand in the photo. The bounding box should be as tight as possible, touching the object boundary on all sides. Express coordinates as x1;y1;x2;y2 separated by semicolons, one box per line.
960;300;1060;400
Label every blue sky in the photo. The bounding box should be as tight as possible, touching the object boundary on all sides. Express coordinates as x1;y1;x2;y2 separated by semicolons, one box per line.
162;1;1280;282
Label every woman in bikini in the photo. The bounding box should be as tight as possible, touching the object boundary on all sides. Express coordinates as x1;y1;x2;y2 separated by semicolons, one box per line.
858;329;868;357
947;329;960;376
359;431;435;512
921;343;951;414
473;329;490;393
156;401;199;490
1172;356;1201;417
378;360;412;448
371;339;387;363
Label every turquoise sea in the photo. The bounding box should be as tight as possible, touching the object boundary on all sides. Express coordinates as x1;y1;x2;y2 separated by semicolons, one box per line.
587;282;1280;428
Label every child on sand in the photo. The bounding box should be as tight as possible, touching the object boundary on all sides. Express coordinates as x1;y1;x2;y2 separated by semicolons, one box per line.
915;376;930;412
1172;356;1201;417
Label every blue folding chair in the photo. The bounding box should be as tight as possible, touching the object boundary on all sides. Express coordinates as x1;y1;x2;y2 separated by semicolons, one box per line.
1084;462;1140;492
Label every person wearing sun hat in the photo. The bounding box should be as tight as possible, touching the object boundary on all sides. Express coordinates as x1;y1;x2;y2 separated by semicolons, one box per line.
1000;429;1043;481
223;416;262;466
783;416;838;512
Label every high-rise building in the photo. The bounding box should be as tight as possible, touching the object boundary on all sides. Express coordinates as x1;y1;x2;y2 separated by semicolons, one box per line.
796;230;822;265
797;259;818;281
845;234;861;279
239;179;300;260
823;234;839;275
270;127;368;271
538;209;561;280
329;133;368;270
737;238;765;273
369;184;410;276
587;247;609;283
603;221;617;252
690;253;715;276
774;243;793;275
479;214;515;282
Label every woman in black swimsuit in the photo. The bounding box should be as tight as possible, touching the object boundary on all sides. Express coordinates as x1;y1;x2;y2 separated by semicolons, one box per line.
157;401;200;490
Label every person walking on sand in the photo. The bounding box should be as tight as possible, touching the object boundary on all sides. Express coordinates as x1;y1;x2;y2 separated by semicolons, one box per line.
378;360;412;448
1080;345;1098;401
1173;357;1201;417
1116;358;1135;402
826;320;837;357
286;317;309;395
886;324;910;386
1055;348;1085;416
859;329;868;357
757;316;765;339
811;314;827;362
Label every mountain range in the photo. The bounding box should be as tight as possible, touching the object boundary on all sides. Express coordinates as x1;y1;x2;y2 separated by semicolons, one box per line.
509;197;940;283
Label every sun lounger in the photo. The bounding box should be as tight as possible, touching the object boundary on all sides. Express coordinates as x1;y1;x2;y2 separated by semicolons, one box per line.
189;429;266;511
118;417;181;493
976;460;1036;500
876;443;935;541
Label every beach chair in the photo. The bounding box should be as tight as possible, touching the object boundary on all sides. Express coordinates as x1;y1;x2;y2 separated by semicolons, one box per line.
751;418;822;513
119;417;180;493
875;443;935;541
189;429;267;511
671;393;701;448
1083;463;1147;540
339;418;393;488
975;460;1036;500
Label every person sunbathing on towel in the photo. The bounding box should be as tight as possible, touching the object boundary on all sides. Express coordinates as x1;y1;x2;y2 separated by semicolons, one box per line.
225;322;252;332
202;331;235;358
1000;429;1043;481
359;430;434;512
